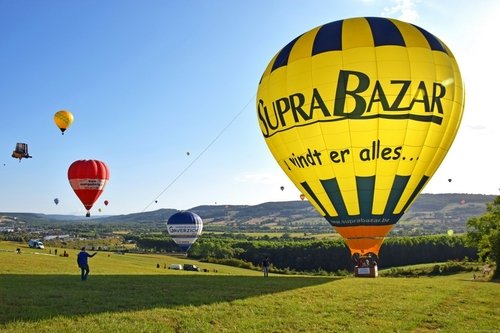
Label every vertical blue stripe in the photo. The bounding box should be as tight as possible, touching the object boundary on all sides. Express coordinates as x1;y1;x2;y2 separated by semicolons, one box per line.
312;20;343;55
356;176;375;217
301;181;329;217
321;178;348;217
412;25;448;54
384;175;410;217
401;175;430;212
366;17;405;47
271;35;301;72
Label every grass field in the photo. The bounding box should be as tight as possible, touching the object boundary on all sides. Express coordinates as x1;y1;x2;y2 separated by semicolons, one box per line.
1;241;498;332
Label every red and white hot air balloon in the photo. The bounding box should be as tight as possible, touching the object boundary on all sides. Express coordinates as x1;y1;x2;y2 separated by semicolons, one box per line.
68;160;109;217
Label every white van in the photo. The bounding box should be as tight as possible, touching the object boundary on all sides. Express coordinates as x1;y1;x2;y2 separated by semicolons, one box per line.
28;239;44;249
169;264;183;270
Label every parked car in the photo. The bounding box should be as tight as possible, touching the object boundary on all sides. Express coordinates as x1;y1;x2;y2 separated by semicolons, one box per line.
183;264;200;272
169;264;183;270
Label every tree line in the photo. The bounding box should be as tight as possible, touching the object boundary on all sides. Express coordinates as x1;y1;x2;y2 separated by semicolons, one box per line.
126;233;477;273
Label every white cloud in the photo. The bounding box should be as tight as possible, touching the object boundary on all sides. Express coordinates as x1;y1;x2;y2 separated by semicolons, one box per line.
466;124;487;131
382;0;420;22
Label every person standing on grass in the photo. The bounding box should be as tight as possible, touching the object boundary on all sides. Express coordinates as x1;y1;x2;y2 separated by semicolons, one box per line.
262;256;270;277
77;247;97;281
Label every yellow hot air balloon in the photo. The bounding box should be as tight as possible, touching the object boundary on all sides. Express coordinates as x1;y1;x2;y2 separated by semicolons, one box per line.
257;17;464;258
54;110;74;135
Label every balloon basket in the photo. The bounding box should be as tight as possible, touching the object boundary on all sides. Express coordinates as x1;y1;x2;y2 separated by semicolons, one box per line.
354;265;378;278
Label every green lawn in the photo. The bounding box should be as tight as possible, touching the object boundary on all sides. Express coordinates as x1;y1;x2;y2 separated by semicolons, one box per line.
1;241;498;332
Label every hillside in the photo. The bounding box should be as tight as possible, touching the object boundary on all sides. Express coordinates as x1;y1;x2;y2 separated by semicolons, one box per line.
1;193;496;235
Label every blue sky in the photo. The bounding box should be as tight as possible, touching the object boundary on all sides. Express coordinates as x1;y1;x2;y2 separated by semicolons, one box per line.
1;0;498;215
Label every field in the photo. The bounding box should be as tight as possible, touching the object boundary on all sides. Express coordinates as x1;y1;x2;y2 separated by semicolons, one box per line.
1;241;498;332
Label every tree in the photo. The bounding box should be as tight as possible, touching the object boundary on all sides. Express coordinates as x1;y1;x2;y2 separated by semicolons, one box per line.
466;195;500;277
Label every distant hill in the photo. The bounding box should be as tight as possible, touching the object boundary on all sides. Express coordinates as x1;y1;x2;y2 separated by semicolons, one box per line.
393;193;496;235
1;193;496;235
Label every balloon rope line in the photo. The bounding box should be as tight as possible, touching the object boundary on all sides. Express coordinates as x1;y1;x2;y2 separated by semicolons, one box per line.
141;95;255;212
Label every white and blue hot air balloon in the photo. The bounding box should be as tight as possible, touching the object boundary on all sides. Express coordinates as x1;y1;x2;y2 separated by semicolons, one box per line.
167;211;203;252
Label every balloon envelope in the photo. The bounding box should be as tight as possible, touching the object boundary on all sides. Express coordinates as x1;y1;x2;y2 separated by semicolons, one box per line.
167;211;203;252
54;198;59;205
104;200;109;206
54;110;74;134
68;160;109;217
256;17;464;256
